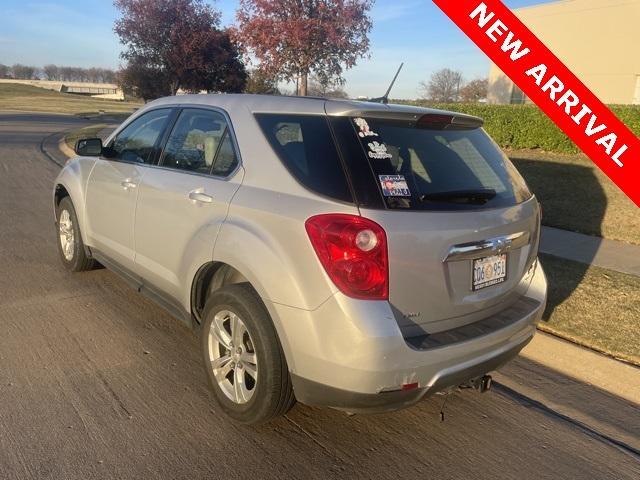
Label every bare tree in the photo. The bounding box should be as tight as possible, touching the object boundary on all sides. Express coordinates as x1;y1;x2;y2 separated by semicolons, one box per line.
11;64;37;80
43;64;60;81
6;63;121;84
102;69;117;83
459;78;488;103
420;68;463;103
74;67;88;82
89;68;115;83
86;67;98;83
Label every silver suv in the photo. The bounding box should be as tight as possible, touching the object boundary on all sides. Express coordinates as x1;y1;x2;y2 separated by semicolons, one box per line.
53;95;547;424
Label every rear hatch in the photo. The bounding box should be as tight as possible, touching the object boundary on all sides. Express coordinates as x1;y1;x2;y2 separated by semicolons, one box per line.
327;108;540;337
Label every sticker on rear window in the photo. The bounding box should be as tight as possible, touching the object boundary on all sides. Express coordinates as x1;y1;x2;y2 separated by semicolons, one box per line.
367;141;393;160
379;175;411;197
354;117;378;138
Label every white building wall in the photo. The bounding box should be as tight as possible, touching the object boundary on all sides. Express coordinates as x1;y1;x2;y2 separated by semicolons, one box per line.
487;0;640;105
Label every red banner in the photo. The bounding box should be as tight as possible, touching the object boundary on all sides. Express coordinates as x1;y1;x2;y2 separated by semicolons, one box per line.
433;0;640;208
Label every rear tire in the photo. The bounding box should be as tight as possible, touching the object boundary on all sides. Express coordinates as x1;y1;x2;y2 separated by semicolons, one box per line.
56;196;95;272
201;283;295;424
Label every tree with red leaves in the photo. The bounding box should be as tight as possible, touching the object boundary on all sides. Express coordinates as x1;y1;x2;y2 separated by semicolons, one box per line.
114;0;247;100
234;0;373;96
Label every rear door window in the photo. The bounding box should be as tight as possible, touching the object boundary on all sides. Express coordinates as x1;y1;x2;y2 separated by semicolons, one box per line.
160;109;238;176
346;116;531;210
255;114;353;203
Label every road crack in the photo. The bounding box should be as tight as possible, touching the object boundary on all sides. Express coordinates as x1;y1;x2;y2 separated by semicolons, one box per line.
60;320;133;419
284;414;345;463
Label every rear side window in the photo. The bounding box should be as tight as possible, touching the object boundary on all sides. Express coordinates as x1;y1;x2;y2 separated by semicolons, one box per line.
211;131;239;177
255;114;353;203
347;117;532;210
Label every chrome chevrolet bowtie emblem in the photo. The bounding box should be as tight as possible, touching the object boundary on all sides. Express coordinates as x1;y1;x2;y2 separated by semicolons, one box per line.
491;237;512;255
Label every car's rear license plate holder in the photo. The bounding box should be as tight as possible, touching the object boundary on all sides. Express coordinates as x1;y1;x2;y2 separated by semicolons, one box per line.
472;254;507;291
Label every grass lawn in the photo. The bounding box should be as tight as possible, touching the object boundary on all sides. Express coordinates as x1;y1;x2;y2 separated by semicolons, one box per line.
0;83;142;115
510;149;640;245
539;253;640;365
64;124;109;151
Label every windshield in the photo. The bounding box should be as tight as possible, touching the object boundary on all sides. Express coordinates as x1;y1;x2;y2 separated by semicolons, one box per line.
349;117;532;210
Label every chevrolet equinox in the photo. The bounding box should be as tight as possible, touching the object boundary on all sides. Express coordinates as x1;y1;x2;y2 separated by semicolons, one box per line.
53;94;547;424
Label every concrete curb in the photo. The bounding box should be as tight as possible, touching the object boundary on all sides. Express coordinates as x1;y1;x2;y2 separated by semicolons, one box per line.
58;136;75;159
502;332;639;405
495;332;640;452
540;226;640;277
0;109;75;116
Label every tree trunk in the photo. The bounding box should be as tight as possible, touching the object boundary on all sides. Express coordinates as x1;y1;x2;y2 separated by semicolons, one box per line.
298;72;308;96
170;79;180;96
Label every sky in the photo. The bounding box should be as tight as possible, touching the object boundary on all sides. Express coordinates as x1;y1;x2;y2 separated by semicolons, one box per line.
0;0;559;98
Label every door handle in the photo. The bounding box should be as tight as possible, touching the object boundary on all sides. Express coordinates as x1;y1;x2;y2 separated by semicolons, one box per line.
188;191;213;204
121;179;137;190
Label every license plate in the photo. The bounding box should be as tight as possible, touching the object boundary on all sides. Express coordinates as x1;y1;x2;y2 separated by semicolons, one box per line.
472;254;507;291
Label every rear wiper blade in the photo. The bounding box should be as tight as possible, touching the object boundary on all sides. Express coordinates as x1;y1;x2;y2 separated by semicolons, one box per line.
419;189;497;204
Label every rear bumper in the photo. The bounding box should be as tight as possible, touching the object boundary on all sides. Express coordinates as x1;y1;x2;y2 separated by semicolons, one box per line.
291;336;531;413
269;261;547;413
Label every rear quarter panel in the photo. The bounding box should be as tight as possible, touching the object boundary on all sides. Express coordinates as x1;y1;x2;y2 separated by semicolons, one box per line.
214;101;360;311
215;187;359;311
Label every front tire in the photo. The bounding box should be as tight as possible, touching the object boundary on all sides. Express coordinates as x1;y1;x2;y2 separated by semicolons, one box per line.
56;196;95;272
201;284;295;424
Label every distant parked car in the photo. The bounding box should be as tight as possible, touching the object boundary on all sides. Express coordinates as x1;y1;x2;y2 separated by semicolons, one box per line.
53;94;547;424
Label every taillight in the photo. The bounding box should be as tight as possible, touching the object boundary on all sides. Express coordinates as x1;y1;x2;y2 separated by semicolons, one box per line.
305;214;388;300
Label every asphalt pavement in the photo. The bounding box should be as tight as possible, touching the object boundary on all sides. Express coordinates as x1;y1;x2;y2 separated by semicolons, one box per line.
0;112;638;479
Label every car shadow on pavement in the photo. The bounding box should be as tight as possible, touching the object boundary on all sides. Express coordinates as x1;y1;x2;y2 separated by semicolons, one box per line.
267;352;640;476
496;356;639;451
512;156;607;320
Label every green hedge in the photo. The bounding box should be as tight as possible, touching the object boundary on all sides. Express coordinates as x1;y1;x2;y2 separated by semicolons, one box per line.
396;101;640;154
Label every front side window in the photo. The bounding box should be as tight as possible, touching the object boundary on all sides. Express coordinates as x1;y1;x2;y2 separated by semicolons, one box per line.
108;109;171;164
161;109;238;176
255;114;353;203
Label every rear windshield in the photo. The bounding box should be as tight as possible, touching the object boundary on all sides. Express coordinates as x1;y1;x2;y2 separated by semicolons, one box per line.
347;117;532;210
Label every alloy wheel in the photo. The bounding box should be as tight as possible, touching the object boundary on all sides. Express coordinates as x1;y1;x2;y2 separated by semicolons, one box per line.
207;309;258;404
59;209;75;261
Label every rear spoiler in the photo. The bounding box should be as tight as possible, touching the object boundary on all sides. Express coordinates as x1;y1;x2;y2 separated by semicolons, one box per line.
325;104;484;130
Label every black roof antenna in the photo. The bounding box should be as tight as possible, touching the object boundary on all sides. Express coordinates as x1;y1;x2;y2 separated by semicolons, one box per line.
369;62;404;104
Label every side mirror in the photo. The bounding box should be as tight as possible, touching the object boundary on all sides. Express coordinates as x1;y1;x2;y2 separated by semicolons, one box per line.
75;138;103;156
